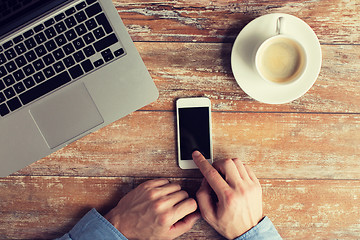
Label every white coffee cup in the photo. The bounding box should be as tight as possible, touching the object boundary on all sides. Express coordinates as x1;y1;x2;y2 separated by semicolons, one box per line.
255;17;307;85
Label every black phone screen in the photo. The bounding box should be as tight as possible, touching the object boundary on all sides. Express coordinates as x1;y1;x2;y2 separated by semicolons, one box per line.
178;107;211;160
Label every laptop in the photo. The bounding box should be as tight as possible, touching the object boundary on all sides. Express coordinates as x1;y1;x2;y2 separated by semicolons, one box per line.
0;0;159;177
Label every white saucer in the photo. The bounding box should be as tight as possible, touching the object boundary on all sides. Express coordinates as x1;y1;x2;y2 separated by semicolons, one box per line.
231;13;322;104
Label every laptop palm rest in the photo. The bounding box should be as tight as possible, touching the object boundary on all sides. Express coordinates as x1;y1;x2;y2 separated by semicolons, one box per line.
29;83;104;149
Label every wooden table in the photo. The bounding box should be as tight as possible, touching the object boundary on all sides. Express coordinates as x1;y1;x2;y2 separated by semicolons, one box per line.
1;0;359;239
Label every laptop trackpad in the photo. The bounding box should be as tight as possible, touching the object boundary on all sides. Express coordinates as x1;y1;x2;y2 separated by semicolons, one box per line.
30;83;104;149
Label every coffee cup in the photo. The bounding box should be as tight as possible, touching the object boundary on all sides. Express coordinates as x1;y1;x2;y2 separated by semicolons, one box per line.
254;17;307;85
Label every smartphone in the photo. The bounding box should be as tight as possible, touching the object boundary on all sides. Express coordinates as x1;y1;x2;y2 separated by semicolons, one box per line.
176;97;213;169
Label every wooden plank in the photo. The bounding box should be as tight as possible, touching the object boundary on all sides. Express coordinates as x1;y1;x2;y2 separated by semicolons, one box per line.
15;111;360;180
136;42;360;113
0;176;359;239
113;0;359;44
0;176;133;239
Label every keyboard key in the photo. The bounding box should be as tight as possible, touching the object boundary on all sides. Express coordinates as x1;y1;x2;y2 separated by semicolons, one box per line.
3;41;13;49
0;53;6;64
55;34;67;46
44;18;55;27
23;29;34;38
4;87;16;99
73;38;85;50
114;48;125;57
23;64;35;76
86;0;97;5
83;45;95;57
64;16;77;28
14;82;26;94
5;61;16;73
7;97;22;111
85;3;102;18
20;71;72;105
55;13;66;22
13;35;24;44
75;11;87;23
34;24;44;33
101;48;114;62
34;32;47;44
44;27;57;39
63;43;75;55
83;32;95;44
43;66;55;78
93;27;105;39
73;50;85;62
65;7;76;16
13;69;25;81
54;22;67;34
85;19;97;31
14;43;26;55
15;55;27;68
0;92;5;102
4;75;15;86
95;13;113;34
53;48;65;60
76;2;87;10
81;59;94;73
45;39;57;52
0;80;5;90
0;103;10;116
24;77;36;88
93;58;104;67
43;53;55;66
53;61;65;73
75;23;87;36
93;33;118;52
35;45;47;57
5;48;17;60
65;29;77;41
24;37;36;49
25;50;37;62
69;64;84;79
63;56;75;68
33;59;45;71
33;72;45;83
0;66;7;77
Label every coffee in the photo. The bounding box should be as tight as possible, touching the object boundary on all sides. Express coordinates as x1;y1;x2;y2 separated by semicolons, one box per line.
256;37;306;83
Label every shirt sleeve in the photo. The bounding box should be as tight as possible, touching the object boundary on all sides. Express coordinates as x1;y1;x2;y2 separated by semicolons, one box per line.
55;208;128;240
234;216;282;240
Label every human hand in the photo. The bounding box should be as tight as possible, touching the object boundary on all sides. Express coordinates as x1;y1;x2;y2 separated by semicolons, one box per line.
104;178;200;240
192;151;263;239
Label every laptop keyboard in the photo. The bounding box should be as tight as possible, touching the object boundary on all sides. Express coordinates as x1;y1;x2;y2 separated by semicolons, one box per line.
0;0;126;117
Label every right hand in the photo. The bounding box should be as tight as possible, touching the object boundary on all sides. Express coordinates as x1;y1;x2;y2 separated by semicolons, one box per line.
105;178;200;240
192;151;263;239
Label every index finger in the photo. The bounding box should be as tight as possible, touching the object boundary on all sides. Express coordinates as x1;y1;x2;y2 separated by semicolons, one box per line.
192;151;229;195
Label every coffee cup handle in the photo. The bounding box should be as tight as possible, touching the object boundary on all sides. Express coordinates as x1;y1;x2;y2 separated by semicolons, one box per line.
276;17;284;35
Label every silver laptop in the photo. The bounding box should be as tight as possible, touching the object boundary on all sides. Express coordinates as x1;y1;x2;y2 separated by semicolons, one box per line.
0;0;159;177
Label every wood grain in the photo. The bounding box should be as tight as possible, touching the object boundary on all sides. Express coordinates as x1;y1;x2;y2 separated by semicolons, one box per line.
113;0;359;44
1;176;359;239
15;111;360;180
136;42;360;113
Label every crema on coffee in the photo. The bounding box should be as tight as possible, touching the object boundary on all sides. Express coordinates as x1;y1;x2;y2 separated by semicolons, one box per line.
256;37;306;83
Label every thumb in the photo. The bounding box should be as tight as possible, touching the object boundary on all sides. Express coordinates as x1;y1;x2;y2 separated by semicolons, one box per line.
170;212;201;237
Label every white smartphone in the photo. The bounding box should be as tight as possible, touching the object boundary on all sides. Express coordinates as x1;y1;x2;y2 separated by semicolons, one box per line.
176;97;213;169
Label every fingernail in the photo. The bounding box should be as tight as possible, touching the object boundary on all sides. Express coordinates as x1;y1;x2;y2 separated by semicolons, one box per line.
193;151;201;157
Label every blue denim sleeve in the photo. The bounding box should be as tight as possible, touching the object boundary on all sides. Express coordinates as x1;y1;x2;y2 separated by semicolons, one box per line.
55;208;128;240
234;216;282;240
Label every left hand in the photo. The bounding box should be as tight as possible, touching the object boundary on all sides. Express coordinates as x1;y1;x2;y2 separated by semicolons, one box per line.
105;178;200;240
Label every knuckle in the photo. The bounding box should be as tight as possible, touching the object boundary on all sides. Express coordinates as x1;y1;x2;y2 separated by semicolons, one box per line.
146;188;160;200
205;168;219;179
223;189;236;205
158;211;172;226
152;199;165;212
